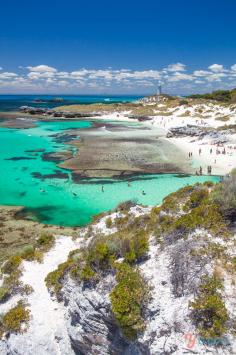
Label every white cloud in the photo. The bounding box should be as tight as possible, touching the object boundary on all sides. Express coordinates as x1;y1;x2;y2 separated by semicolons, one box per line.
168;72;193;82
206;73;227;82
1;62;236;94
208;64;225;72
193;70;211;77
0;72;18;79
27;65;57;73
166;63;186;72
231;64;236;72
194;80;205;84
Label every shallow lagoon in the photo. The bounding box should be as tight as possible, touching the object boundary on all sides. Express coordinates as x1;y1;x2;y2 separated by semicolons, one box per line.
0;120;220;226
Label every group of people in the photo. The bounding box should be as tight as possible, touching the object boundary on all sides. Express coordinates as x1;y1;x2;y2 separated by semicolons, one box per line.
196;166;202;175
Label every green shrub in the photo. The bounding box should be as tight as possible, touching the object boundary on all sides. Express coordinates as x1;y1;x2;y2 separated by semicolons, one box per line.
2;255;22;275
179;100;189;105
183;189;209;211
37;234;55;252
0;287;9;303
190;276;228;338
105;217;113;229
1;301;30;335
162;185;194;213
20;245;35;261
88;242;111;270
212;172;236;220
132;231;149;261
124;244;136;264
45;260;72;297
114;215;129;228
3;269;22;290
110;263;149;340
79;264;96;282
173;202;227;236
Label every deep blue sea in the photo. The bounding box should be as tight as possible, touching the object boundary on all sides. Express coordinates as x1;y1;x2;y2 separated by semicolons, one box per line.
0;95;141;112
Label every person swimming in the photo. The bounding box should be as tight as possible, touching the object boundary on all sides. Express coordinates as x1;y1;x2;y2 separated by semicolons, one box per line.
40;189;45;193
142;190;146;195
73;192;77;197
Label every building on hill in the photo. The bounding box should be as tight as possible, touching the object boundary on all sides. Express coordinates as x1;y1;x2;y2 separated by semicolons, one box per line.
140;93;172;104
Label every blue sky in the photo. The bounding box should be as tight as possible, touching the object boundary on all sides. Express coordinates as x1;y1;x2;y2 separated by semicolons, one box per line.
1;0;236;94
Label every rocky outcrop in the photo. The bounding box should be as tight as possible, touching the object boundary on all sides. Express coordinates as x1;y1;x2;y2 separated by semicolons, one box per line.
166;125;207;138
61;275;150;355
167;124;229;143
19;106;101;118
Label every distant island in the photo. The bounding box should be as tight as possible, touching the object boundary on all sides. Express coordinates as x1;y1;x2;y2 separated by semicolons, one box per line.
33;97;65;104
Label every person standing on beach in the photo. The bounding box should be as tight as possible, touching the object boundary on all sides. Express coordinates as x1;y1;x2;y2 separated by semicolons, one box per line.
199;148;201;155
199;166;202;175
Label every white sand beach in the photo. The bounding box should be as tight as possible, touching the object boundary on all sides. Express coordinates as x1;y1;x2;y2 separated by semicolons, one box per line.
97;102;236;175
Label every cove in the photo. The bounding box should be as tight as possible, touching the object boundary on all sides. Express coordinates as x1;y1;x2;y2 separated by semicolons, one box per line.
0;120;220;226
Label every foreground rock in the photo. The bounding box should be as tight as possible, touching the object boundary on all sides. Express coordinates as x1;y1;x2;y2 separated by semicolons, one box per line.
0;178;236;354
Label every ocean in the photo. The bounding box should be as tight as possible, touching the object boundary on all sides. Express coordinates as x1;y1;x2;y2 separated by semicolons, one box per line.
0;96;220;226
0;94;141;112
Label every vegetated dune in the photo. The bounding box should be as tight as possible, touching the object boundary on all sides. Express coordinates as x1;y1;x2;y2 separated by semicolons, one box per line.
0;172;236;354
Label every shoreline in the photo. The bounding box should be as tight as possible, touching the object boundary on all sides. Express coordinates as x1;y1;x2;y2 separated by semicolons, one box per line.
0;101;235;178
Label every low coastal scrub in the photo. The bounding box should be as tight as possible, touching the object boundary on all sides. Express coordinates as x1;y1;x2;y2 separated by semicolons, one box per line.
110;263;149;340
190;276;228;338
152;184;228;241
36;233;55;252
45;221;149;303
212;170;236;220
105;217;113;229
46;177;235;343
45;260;73;297
188;88;236;102
0;301;30;337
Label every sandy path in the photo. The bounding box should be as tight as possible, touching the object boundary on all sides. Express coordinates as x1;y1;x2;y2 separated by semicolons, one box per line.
12;235;82;355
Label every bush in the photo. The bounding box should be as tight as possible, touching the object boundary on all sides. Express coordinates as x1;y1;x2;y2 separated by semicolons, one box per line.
183;188;209;211
45;261;72;297
37;234;55;252
1;255;22;275
212;172;236;220
87;242;111;270
0;287;9;303
79;265;96;283
105;217;113;229
110;263;149;340
190;276;228;338
20;245;35;261
1;301;30;335
173;202;227;236
179;100;189;105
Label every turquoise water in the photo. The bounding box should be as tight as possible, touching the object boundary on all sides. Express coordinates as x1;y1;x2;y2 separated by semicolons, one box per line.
0;120;220;226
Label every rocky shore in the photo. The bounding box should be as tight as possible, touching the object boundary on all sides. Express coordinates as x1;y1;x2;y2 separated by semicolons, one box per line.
19;106;101;119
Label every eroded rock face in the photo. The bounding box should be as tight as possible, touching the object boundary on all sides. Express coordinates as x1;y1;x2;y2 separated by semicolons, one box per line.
61;275;150;355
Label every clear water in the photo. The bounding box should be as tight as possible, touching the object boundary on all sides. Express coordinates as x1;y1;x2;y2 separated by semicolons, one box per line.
0;119;220;226
0;94;141;111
